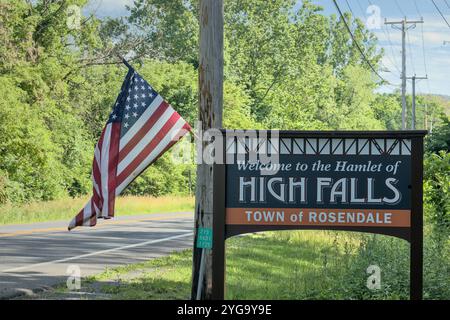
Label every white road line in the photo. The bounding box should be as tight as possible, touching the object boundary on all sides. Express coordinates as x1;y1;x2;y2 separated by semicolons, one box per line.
1;232;193;273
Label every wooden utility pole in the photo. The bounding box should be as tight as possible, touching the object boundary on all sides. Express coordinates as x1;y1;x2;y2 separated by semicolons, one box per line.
406;75;428;129
191;0;224;300
385;17;423;130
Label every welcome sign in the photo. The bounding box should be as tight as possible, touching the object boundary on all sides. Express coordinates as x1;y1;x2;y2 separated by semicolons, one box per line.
225;133;415;240
211;130;426;300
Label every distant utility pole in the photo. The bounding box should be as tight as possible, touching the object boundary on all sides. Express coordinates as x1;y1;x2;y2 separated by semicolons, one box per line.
385;17;424;130
406;75;428;129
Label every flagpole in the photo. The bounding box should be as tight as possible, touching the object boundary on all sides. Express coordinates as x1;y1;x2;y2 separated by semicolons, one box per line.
116;54;134;70
196;248;206;299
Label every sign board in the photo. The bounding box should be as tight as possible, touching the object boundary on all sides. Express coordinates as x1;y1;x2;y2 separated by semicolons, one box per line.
196;227;213;249
211;130;426;300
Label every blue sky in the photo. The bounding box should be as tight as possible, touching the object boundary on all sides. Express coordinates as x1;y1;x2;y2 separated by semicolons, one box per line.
84;0;450;96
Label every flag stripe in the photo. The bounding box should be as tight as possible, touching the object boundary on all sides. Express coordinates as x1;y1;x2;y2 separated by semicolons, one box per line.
92;185;101;212
100;124;112;218
93;127;106;207
83;200;92;225
116;112;181;186
145;122;192;168
92;146;102;198
118;100;169;162
119;95;164;150
116;117;187;194
89;200;96;226
92;165;101;203
107;122;121;217
117;106;174;174
74;205;85;228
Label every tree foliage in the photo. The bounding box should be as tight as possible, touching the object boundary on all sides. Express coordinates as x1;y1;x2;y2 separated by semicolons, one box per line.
0;0;448;205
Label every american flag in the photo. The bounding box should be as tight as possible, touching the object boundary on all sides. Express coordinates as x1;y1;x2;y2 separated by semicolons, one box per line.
68;63;191;230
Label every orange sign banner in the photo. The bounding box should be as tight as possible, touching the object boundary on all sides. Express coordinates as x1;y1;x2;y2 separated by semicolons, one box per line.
226;208;411;227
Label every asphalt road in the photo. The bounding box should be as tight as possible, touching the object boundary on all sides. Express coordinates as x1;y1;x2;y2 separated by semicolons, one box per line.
0;212;194;299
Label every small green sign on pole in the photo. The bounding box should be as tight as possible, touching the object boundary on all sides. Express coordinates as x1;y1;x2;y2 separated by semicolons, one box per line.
196;227;213;249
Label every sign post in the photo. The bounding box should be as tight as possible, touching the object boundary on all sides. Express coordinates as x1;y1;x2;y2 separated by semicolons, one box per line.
410;136;424;300
211;130;426;300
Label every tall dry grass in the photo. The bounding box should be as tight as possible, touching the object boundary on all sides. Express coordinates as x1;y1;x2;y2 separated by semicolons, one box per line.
0;195;194;225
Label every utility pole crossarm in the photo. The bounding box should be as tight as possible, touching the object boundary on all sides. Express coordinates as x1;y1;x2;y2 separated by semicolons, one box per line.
384;18;424;25
406;76;428;80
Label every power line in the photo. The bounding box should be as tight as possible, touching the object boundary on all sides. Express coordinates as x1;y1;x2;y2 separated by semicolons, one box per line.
406;28;416;75
356;0;366;15
332;0;389;84
344;0;356;17
410;1;432;127
431;0;450;29
392;0;432;107
413;0;432;95
413;0;427;75
348;0;399;75
394;0;406;17
418;23;431;95
383;25;402;74
445;0;450;10
365;0;402;77
385;17;424;129
405;30;426;107
394;0;419;81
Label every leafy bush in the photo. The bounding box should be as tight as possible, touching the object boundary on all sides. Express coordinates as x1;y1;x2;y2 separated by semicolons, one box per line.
425;116;450;154
424;151;450;235
330;230;450;300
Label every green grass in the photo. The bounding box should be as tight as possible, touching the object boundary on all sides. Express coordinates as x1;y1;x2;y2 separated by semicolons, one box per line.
83;251;194;300
50;230;449;300
0;195;194;225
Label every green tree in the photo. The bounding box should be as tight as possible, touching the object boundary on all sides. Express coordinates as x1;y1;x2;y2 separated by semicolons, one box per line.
424;151;450;235
126;0;199;64
426;116;450;153
0;0;410;204
0;77;65;203
372;93;402;130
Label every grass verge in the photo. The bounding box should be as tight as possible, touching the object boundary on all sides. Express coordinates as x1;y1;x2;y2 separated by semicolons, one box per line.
0;195;194;225
42;230;450;300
